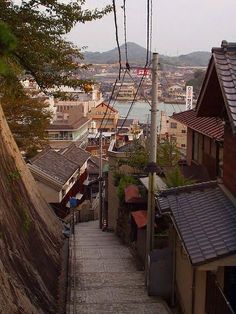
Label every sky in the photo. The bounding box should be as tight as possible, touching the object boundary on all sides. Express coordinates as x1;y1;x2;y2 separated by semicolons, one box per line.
67;0;236;56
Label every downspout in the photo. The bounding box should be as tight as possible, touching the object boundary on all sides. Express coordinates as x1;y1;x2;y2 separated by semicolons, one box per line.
191;267;196;314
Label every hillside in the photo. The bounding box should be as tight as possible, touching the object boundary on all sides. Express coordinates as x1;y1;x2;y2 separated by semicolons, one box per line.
83;42;211;67
0;105;62;313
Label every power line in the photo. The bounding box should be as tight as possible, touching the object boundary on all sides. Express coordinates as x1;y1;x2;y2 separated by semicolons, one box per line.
103;69;128;130
149;0;153;64
97;78;118;133
127;70;151;106
116;0;152;134
116;74;146;134
145;0;150;66
123;0;129;70
112;0;122;80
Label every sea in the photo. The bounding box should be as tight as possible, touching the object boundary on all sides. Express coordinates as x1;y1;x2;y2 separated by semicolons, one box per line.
114;101;186;126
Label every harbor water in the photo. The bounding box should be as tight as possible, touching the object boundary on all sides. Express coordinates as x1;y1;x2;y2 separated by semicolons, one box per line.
114;101;186;127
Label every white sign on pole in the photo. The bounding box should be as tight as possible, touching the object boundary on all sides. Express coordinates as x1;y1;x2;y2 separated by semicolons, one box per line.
186;86;193;110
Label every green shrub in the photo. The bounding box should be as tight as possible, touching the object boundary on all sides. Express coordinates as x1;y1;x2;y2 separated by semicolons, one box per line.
117;175;138;204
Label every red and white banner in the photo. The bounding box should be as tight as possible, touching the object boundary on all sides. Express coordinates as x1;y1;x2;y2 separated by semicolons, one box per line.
136;68;151;76
186;86;193;110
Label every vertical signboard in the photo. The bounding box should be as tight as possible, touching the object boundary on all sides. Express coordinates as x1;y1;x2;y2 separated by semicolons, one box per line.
186;86;193;110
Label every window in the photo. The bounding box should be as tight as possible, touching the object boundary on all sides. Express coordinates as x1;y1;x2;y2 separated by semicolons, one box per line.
181;144;186;148
181;129;186;133
170;122;177;129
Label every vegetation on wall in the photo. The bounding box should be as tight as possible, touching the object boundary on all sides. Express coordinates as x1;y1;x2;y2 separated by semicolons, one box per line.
165;166;195;188
117;174;138;204
156;139;180;167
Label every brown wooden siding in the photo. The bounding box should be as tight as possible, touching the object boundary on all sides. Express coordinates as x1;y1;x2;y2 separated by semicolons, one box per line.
187;128;193;165
187;129;218;179
223;125;236;197
205;272;234;314
202;153;217;179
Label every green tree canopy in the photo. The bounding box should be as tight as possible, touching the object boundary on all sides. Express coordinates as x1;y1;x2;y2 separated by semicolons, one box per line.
0;0;111;91
0;0;112;155
186;69;205;97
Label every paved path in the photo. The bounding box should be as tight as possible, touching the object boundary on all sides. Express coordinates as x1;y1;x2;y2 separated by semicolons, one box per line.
67;220;170;314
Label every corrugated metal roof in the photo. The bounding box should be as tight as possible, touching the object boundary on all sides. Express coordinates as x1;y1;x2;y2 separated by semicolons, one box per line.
156;181;236;265
172;109;224;140
131;210;147;228
139;176;167;191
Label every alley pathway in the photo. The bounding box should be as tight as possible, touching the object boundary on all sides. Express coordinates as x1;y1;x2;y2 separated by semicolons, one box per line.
67;220;171;314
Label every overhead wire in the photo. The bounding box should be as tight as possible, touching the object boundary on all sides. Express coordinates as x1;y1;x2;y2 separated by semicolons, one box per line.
103;69;128;130
123;0;130;70
97;78;118;134
116;0;151;134
112;0;122;80
149;0;153;65
127;71;151;106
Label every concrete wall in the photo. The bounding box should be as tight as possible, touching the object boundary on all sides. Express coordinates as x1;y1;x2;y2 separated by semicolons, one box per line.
107;169;120;231
36;180;59;203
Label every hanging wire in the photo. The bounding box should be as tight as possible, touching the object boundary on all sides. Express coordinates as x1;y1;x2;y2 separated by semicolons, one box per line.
123;0;130;70
112;0;122;80
127;70;151;106
145;0;150;67
116;74;146;134
116;0;151;134
97;78;118;134
103;69;128;130
149;0;153;65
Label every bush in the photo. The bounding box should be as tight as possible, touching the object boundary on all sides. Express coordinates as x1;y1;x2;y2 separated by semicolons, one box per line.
117;175;138;204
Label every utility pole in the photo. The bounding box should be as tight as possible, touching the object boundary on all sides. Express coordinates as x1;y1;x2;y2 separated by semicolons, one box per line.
145;53;159;285
99;131;103;229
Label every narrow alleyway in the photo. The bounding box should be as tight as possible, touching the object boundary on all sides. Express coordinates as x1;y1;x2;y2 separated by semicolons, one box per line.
67;221;171;314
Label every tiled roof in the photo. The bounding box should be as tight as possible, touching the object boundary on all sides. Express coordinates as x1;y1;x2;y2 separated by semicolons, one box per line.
116;142;141;152
117;119;136;127
212;42;236;130
156;181;236;265
196;41;236;133
46;117;90;130
172;109;224;140
96;102;118;113
61;144;91;167
29;148;78;185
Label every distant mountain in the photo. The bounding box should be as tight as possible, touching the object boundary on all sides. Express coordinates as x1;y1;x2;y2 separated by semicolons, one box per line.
83;42;211;67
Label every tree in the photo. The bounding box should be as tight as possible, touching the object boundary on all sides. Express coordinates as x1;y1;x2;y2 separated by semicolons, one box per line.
156;139;180;167
0;0;112;154
165;166;195;188
126;139;149;170
186;69;205;97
